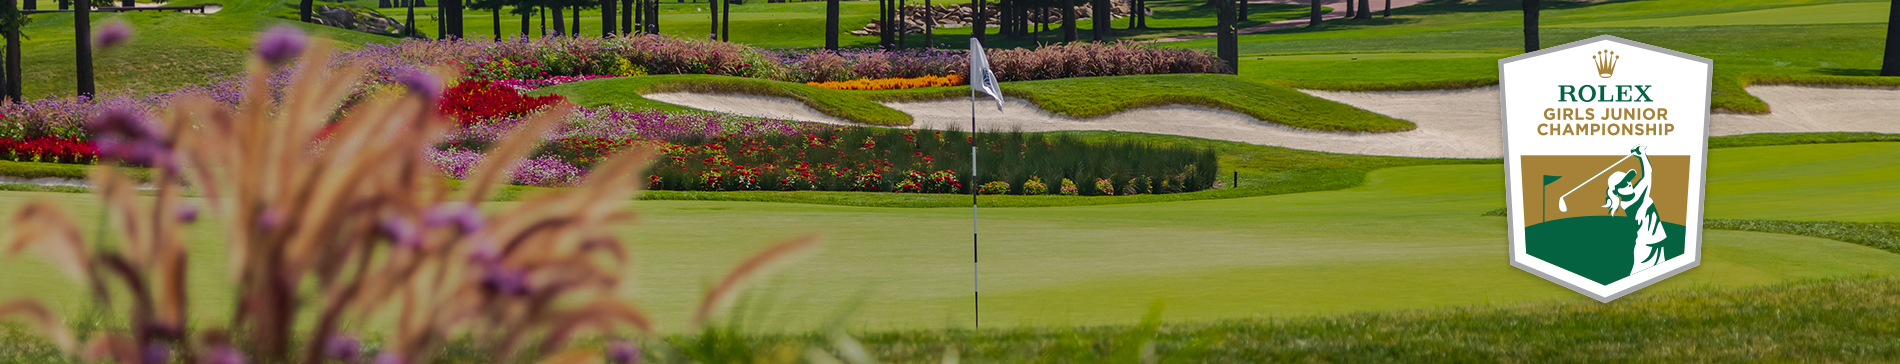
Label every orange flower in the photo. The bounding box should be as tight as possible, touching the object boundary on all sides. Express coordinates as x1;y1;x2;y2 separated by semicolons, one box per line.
805;74;967;91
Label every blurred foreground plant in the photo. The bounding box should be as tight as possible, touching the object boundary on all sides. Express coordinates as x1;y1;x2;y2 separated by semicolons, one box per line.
1;26;819;364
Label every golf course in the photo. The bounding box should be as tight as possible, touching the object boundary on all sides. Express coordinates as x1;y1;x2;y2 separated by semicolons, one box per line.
0;0;1895;361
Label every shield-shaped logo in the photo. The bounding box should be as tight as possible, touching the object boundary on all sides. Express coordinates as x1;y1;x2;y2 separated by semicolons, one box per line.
1500;35;1713;302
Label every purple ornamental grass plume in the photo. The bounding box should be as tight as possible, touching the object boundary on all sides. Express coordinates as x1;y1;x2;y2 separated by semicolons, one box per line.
254;26;308;65
323;336;362;362
395;67;443;101
606;341;640;364
93;21;132;50
142;344;171;364
202;346;248;364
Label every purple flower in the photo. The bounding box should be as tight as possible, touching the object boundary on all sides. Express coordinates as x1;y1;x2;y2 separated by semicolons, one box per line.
606;341;641;364
509;156;582;187
202;346;248;364
255;25;308;65
324;336;362;362
142;343;171;364
94;21;133;50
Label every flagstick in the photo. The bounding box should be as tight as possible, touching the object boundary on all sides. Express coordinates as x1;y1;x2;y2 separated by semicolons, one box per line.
970;74;980;330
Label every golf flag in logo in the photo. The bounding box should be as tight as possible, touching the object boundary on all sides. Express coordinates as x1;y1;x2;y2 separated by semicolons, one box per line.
1500;35;1713;302
969;38;1003;111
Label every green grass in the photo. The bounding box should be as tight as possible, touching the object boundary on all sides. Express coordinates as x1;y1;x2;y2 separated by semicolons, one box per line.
1704;142;1900;222
536;74;916;126
12;0;396;98
1554;2;1891;28
3;142;1897;333
1166;0;1900;113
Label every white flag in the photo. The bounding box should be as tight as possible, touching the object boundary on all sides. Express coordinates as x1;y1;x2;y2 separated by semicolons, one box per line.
969;38;1004;112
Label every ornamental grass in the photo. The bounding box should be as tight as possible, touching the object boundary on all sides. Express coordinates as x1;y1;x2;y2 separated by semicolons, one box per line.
0;26;820;364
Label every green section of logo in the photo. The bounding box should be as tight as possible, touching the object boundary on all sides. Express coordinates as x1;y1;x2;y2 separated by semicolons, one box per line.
1526;216;1686;285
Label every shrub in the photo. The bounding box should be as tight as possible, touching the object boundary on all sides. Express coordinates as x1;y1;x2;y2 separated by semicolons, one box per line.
987;41;1229;82
979;181;1011;195
1022;176;1048;195
1096;178;1115;195
805;74;966;91
1059;178;1079;195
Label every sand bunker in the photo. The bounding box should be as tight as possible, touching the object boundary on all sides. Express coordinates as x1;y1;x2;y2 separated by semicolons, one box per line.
644;85;1900;159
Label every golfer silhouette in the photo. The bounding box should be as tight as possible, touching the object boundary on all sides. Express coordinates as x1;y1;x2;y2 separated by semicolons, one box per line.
1602;145;1668;274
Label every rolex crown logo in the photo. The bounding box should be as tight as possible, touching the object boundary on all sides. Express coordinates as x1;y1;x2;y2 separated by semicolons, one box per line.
1594;50;1619;78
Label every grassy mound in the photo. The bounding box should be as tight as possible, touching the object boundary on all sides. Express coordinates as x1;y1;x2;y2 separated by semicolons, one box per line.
1167;0;1900;113
12;0;393;98
536;74;916;126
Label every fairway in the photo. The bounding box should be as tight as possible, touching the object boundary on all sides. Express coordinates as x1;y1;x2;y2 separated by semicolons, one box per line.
1246;52;1508;61
1554;2;1892;28
1;143;1896;333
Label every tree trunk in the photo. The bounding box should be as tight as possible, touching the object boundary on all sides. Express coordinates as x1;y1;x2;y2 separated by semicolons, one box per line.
379;0;390;8
1354;0;1368;20
406;2;417;37
449;0;464;38
1884;0;1900;75
1216;0;1235;74
1522;0;1538;52
622;0;633;33
896;0;905;47
709;0;718;39
603;0;616;36
1091;0;1107;40
923;0;932;46
5;0;20;102
998;0;1011;38
648;0;659;33
970;0;984;43
1239;0;1247;22
59;0;68;10
78;0;93;99
721;0;730;41
1061;0;1075;42
825;0;838;49
539;6;546;36
1308;0;1318;26
20;0;31;11
553;6;565;36
521;7;531;37
571;5;579;35
1137;0;1146;28
1383;0;1389;17
493;8;502;40
302;0;314;22
1344;0;1351;18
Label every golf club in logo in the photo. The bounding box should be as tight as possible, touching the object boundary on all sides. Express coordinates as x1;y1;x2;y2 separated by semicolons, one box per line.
1594;50;1618;78
1501;35;1712;302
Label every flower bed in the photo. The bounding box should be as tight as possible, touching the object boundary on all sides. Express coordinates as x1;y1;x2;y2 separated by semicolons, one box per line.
805;75;966;91
336;35;1225;85
0;137;97;164
437;80;567;123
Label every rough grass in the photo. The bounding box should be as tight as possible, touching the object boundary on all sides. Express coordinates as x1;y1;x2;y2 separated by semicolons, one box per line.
10;276;1900;362
535;74;916;126
1707;219;1900;255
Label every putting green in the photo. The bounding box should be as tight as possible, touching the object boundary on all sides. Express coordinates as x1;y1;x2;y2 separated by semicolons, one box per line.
1;144;1897;333
1244;52;1508;61
1554;3;1891;28
1705;142;1900;222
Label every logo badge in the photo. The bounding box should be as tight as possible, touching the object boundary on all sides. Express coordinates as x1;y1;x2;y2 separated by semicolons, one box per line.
1499;35;1713;302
